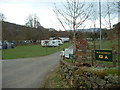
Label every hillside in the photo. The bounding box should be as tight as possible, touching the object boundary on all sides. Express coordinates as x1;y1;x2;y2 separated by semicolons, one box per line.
1;21;50;41
1;21;71;42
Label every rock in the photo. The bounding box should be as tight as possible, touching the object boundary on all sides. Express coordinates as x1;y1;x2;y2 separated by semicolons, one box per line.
60;59;120;88
95;77;106;86
85;80;92;88
92;83;98;88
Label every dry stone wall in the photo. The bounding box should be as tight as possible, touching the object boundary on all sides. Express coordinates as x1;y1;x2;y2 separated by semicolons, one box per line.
60;59;120;89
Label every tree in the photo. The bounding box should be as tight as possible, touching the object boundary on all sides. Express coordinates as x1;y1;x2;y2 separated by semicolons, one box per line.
112;0;120;12
89;1;97;50
54;0;93;51
0;13;6;21
101;0;118;49
25;14;41;28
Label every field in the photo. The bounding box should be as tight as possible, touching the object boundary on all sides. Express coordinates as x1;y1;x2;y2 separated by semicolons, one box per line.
89;40;118;50
2;42;72;59
88;40;119;67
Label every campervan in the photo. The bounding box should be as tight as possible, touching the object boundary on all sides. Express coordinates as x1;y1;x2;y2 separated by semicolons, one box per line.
41;40;59;47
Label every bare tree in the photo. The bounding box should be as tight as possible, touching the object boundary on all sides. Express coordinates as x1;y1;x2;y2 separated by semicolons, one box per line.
0;13;6;21
89;1;97;50
101;0;118;49
113;0;120;12
25;14;41;28
54;0;93;51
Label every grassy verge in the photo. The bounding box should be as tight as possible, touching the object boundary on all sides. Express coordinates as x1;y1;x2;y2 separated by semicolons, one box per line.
41;65;66;88
2;42;72;59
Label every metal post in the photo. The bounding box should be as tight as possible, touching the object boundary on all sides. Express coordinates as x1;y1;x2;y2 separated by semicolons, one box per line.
73;0;76;52
99;0;102;49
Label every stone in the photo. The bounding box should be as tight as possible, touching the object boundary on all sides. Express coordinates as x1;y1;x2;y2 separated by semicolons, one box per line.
92;83;98;88
89;77;96;82
66;75;70;79
85;80;92;88
85;72;92;77
95;77;106;86
60;59;120;88
106;83;113;88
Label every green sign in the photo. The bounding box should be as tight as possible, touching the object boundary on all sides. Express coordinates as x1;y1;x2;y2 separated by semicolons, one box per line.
95;50;112;62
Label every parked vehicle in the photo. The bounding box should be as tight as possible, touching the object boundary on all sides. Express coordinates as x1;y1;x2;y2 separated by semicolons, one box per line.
41;40;59;47
2;40;15;49
56;40;63;45
49;37;69;43
11;41;15;48
0;41;2;49
3;40;10;49
60;37;69;42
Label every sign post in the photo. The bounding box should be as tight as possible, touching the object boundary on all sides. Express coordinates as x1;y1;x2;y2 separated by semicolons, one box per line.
64;48;73;59
95;50;112;62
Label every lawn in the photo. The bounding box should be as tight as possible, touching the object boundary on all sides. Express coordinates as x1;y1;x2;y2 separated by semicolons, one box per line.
2;42;72;59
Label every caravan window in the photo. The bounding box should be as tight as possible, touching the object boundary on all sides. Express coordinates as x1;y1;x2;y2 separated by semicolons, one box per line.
52;41;55;44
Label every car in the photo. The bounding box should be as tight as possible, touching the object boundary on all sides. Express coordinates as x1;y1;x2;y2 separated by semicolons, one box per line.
11;41;15;48
3;40;13;49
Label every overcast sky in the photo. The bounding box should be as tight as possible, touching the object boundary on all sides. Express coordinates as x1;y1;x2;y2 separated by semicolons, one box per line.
0;0;118;31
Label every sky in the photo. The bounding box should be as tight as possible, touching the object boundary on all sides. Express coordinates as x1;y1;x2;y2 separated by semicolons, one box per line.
0;0;119;31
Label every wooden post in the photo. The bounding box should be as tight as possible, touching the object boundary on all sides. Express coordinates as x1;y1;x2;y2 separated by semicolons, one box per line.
91;50;94;66
113;51;116;67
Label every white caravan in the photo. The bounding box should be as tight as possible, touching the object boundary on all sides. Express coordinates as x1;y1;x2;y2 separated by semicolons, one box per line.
59;37;69;42
0;41;2;49
56;40;63;45
41;40;59;47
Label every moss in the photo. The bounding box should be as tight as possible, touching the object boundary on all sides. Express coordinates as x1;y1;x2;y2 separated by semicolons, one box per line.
64;59;76;63
75;67;92;75
104;69;120;76
92;70;107;79
74;66;120;79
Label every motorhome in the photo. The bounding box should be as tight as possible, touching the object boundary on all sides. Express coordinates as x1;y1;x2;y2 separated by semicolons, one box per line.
41;40;59;47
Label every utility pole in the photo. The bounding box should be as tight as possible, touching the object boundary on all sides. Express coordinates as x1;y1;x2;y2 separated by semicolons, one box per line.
99;0;102;49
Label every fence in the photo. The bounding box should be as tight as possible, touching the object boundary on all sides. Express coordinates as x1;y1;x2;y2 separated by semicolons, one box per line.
75;44;119;68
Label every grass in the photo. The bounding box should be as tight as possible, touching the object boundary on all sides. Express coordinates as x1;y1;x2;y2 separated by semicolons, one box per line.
89;40;118;50
0;50;2;59
2;42;72;59
41;65;66;88
64;59;76;63
88;40;119;67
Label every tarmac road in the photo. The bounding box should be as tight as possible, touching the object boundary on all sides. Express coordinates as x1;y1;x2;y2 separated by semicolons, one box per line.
2;51;61;88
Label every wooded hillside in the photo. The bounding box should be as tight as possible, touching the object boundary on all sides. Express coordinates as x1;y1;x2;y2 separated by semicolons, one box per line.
1;21;71;41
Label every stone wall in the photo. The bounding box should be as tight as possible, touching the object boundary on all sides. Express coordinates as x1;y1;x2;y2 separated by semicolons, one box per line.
60;59;120;89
